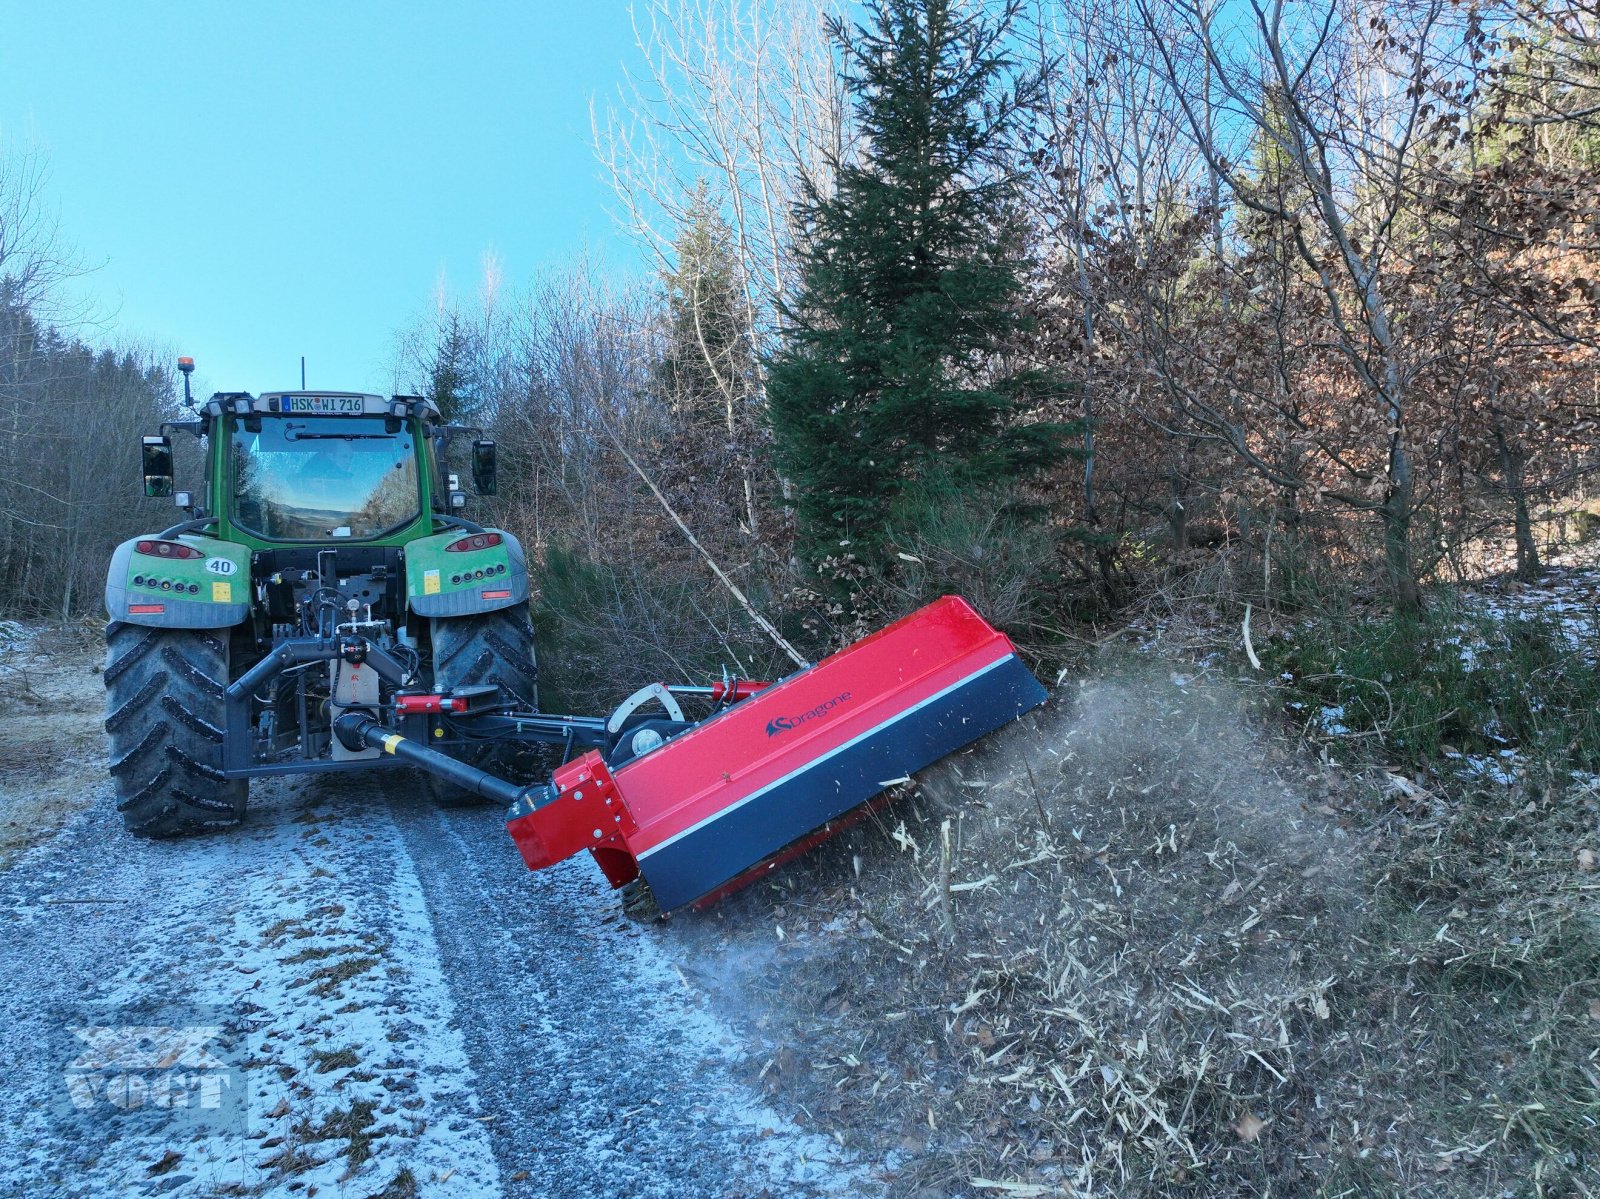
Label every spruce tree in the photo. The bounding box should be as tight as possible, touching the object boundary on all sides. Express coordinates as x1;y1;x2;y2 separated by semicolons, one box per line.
658;193;756;438
767;0;1074;557
424;311;479;423
654;196;769;541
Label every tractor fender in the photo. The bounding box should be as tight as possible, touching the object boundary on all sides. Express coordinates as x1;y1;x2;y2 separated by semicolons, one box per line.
104;533;251;628
404;527;530;619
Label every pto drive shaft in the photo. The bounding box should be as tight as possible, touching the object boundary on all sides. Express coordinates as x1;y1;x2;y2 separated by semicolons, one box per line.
332;711;528;806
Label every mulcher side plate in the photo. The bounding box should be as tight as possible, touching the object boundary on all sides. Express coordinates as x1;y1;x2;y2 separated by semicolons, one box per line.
506;596;1047;911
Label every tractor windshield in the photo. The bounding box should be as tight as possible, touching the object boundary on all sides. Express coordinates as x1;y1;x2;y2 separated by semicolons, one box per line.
231;417;421;540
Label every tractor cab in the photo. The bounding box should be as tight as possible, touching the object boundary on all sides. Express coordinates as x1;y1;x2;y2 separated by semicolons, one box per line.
215;392;435;544
143;390;495;543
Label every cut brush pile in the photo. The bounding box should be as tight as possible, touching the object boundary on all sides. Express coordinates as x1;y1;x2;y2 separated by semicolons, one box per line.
670;662;1600;1198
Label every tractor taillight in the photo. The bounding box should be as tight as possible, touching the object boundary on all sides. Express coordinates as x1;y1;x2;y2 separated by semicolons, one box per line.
134;539;204;560
446;533;503;552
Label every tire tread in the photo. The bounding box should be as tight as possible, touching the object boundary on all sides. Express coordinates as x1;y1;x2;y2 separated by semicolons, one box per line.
425;608;540;806
104;623;246;837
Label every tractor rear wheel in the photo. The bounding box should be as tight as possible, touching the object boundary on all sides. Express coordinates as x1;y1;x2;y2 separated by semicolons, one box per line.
424;608;541;806
104;623;247;837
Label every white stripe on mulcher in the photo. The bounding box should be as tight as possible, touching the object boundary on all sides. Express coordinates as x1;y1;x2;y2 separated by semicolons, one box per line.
638;655;1011;861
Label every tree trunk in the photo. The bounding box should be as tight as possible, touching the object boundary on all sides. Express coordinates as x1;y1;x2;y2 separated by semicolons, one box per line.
1167;464;1189;550
1492;416;1541;581
1168;499;1189;551
1383;475;1421;612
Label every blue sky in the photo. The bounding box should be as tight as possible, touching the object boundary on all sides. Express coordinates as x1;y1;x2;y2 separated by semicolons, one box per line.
0;2;642;397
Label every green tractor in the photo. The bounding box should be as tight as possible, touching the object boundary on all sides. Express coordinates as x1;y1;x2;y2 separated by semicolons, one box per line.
103;357;539;836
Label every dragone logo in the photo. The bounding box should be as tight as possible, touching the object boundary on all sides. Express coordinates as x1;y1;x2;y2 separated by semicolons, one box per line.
765;691;853;737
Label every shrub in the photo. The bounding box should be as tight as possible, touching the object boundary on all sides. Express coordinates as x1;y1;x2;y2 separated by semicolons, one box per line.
880;478;1063;638
1267;597;1600;768
532;543;796;715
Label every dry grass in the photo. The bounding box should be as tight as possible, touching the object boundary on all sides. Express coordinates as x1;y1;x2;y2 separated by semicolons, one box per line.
310;1046;362;1074
298;1097;381;1168
669;660;1600;1198
368;1166;419;1199
295;954;384;999
0;620;107;869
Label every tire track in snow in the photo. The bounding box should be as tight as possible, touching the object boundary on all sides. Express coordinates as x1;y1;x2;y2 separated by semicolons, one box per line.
0;773;498;1198
0;764;874;1198
381;771;874;1198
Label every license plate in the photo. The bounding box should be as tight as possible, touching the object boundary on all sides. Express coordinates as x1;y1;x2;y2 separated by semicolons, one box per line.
285;395;363;414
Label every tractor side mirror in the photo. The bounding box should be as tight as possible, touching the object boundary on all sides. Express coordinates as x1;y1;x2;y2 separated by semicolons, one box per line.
142;435;174;498
471;440;497;496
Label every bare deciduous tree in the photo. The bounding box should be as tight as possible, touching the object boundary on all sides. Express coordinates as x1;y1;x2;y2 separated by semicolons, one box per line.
1119;0;1478;608
595;0;846;358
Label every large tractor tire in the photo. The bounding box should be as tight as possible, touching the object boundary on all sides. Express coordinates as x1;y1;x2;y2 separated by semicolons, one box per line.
104;623;247;837
424;607;541;806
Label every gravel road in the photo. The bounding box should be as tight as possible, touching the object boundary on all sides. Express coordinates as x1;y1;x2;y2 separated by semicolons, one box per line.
0;707;876;1199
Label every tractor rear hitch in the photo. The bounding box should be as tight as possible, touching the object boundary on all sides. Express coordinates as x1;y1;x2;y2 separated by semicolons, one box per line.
221;636;418;778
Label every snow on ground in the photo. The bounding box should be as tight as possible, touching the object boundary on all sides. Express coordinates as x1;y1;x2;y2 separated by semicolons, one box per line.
0;783;501;1198
0;619;28;659
379;780;877;1198
1447;561;1599;782
1287;548;1600;779
1467;562;1600;648
0;646;879;1199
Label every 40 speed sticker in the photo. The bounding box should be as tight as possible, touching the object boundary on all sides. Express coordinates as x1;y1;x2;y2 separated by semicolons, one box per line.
204;558;238;576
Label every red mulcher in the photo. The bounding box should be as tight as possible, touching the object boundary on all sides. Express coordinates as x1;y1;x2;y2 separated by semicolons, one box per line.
504;596;1046;911
334;596;1045;913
